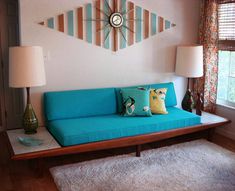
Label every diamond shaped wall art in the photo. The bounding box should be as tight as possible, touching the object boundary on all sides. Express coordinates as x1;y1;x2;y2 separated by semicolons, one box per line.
39;0;176;52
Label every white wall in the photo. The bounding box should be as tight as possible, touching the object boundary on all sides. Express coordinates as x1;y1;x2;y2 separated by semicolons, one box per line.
216;105;235;140
19;0;200;126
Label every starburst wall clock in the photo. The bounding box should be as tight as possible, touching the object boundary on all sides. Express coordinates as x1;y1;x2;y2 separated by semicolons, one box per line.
39;0;176;52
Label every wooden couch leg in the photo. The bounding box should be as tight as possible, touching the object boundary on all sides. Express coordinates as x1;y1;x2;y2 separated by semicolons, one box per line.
208;128;215;141
136;145;141;157
29;158;45;178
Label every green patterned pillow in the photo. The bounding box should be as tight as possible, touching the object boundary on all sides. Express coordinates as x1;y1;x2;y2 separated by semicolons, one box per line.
121;87;152;117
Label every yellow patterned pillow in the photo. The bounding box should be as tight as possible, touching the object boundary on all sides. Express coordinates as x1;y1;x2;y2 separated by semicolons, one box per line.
150;88;168;114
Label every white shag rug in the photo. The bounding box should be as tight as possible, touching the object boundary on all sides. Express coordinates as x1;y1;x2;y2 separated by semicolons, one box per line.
50;140;235;191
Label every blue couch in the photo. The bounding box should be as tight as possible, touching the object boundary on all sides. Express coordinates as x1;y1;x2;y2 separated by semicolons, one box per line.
44;82;201;147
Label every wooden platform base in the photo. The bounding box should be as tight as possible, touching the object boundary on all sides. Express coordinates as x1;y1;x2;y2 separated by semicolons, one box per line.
9;123;231;160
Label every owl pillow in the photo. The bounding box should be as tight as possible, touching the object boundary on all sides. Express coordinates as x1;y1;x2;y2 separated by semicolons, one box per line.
150;88;168;114
121;88;152;117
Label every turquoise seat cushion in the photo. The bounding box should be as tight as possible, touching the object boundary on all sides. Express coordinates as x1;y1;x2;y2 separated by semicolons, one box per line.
44;88;117;121
47;107;201;146
115;82;177;114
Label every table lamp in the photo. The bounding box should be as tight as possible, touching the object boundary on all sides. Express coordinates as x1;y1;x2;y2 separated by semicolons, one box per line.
9;46;46;134
175;45;203;112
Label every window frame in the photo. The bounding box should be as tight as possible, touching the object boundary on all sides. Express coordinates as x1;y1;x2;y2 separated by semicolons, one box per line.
219;40;235;51
218;0;235;4
217;99;235;109
217;1;235;108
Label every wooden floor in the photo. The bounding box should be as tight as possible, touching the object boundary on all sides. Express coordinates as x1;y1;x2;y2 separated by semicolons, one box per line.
0;131;234;191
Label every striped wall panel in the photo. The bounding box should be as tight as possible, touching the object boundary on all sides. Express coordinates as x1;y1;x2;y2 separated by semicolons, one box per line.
58;14;64;32
67;11;74;36
151;13;157;36
120;0;127;49
86;3;92;43
77;7;83;40
165;20;171;30
158;16;164;33
128;1;134;46
144;9;149;39
39;0;176;52
136;6;142;43
47;18;54;29
104;0;110;49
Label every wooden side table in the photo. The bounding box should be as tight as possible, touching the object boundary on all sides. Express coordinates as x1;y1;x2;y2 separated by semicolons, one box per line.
197;111;230;141
6;127;61;159
199;111;229;124
5;127;61;176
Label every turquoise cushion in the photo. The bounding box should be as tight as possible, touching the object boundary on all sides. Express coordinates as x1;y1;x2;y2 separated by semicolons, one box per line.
121;88;152;116
116;82;177;114
47;107;201;146
44;88;117;121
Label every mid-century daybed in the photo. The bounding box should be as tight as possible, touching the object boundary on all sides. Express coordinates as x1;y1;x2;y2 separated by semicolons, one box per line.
5;82;231;161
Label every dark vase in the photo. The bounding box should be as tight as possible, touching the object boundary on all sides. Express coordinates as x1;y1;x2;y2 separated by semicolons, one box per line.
23;103;38;134
196;93;203;116
182;89;194;112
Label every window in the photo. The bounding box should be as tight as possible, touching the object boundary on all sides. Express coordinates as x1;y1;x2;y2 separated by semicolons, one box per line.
217;1;235;107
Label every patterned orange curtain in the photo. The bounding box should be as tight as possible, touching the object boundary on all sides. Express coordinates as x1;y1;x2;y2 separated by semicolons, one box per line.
193;0;219;113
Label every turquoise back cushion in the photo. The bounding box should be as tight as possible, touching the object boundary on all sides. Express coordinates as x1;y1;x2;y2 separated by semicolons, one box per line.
116;82;177;113
44;88;117;121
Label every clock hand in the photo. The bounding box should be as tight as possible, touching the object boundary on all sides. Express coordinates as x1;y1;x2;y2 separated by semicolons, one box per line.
114;18;119;23
114;18;121;23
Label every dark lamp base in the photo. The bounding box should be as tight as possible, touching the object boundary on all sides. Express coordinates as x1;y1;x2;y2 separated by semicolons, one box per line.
23;103;38;134
182;89;194;112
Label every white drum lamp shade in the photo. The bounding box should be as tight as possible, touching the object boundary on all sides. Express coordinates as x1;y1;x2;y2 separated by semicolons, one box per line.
9;46;46;88
175;45;203;78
